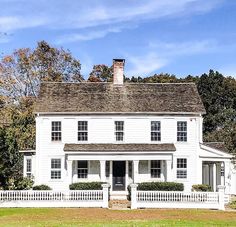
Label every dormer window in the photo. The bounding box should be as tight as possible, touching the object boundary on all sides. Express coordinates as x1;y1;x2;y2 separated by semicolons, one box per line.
115;121;124;141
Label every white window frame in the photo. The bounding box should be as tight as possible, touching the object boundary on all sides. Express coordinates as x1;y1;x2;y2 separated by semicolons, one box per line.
177;121;187;142
151;121;161;141
77;160;88;179
78;121;88;141
115;121;124;142
176;158;187;179
51;121;62;141
26;158;32;178
51;158;62;180
150;160;161;178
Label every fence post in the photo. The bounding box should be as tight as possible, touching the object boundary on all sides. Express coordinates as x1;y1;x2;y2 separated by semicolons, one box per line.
102;184;110;208
217;185;225;210
130;183;138;209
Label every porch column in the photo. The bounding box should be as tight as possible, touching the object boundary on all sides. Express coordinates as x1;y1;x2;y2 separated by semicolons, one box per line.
221;162;225;186
100;160;106;182
67;160;73;185
166;160;172;182
212;163;216;192
133;160;139;183
224;160;231;194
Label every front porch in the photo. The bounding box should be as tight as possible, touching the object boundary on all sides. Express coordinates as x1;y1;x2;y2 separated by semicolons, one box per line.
66;159;173;193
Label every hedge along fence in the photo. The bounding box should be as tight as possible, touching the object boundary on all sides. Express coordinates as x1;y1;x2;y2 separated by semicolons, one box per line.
127;182;184;200
69;182;107;190
192;184;212;192
32;185;52;190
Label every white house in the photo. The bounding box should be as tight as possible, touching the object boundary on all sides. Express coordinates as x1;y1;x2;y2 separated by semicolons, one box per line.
21;59;235;196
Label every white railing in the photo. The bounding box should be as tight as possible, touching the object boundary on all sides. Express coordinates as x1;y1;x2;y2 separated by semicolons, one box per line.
130;184;226;210
0;184;109;208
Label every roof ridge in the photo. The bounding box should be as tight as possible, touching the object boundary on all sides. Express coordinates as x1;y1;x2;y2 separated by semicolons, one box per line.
41;82;196;85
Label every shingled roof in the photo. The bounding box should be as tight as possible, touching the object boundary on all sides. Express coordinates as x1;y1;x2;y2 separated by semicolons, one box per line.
34;82;206;114
64;143;176;152
202;142;229;153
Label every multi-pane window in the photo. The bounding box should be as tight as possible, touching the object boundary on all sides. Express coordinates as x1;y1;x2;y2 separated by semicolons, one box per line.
177;121;187;142
78;121;88;141
105;161;110;177
151;160;161;178
151;121;161;141
77;161;88;178
51;159;61;179
26;159;32;177
221;165;225;177
51;121;61;141
115;121;124;141
177;158;187;179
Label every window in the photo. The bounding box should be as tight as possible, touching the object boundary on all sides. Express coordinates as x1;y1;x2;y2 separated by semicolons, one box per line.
78;121;88;141
115;121;124;141
128;161;133;178
26;159;32;177
177;158;187;179
77;161;88;178
221;165;225;177
151;121;161;141
105;161;110;177
151;160;161;178
51;159;61;179
51;121;61;141
177;121;187;142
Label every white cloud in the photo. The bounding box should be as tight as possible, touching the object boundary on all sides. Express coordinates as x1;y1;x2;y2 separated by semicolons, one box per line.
0;16;47;31
125;39;218;76
0;0;223;33
126;52;168;76
56;26;123;44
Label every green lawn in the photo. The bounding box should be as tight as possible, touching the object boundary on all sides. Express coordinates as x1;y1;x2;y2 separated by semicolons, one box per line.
0;208;235;227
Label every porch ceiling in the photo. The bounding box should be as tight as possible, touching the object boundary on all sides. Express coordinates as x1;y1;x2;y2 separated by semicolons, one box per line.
64;143;176;152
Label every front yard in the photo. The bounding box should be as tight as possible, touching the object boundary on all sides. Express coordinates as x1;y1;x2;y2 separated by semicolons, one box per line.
0;208;235;226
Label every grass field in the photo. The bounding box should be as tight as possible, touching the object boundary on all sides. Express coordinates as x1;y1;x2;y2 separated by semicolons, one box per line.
0;208;235;227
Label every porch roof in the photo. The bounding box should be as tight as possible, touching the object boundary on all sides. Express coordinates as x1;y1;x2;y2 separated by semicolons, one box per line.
64;143;176;152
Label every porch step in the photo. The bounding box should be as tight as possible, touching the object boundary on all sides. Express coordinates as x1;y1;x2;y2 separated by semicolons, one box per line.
110;194;128;200
109;199;130;209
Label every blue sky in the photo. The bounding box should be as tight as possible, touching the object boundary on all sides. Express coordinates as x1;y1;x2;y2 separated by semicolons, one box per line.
0;0;236;79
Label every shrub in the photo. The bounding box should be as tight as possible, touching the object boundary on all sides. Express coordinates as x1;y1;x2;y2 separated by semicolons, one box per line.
192;184;212;192
15;177;34;190
229;200;236;209
69;182;106;190
32;184;52;190
137;182;184;191
127;182;184;200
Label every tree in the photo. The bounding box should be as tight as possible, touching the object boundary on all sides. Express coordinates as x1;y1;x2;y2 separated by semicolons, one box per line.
88;64;113;82
0;41;83;102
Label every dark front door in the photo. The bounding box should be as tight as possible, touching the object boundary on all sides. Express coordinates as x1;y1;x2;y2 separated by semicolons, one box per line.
113;161;126;191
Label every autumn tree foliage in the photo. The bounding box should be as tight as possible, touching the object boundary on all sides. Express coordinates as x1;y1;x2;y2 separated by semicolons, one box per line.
88;64;113;82
0;41;83;102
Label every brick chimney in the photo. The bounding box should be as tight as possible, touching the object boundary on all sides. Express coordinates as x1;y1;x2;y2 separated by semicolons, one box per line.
113;59;125;85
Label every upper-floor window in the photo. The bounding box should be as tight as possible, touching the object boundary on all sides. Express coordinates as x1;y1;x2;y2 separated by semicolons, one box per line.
177;121;187;142
51;121;61;141
115;121;124;141
151;160;161;178
177;158;187;179
26;158;32;177
151;121;161;141
78;121;88;141
77;160;88;178
51;159;61;179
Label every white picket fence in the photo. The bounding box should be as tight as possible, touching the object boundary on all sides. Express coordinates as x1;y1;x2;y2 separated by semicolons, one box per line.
0;184;109;208
130;184;226;210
